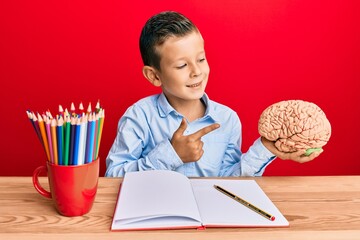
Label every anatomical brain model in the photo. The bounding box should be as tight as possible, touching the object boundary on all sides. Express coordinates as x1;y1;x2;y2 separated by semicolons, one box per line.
258;100;331;155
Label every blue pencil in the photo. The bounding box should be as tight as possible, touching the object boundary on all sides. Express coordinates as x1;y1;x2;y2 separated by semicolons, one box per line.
85;113;96;164
56;117;64;165
26;111;38;139
27;111;43;144
69;116;77;165
72;118;81;165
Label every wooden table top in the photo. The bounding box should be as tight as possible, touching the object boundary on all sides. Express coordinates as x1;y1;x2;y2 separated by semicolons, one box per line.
1;176;360;240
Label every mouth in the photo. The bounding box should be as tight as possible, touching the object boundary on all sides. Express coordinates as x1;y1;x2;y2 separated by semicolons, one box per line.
186;81;202;88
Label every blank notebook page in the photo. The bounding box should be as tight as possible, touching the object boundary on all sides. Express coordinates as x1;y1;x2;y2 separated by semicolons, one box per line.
190;179;289;227
113;170;202;228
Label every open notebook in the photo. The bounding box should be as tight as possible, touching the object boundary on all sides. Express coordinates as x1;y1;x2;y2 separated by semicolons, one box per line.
111;170;289;231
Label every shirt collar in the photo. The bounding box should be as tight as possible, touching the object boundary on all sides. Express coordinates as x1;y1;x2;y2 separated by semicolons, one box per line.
157;92;218;122
157;93;174;117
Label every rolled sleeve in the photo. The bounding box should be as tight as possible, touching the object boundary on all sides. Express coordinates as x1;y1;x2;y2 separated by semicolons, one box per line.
219;115;276;177
240;137;276;176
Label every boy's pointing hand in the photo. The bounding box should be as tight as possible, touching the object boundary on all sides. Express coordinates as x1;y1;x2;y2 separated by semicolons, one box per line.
171;118;220;163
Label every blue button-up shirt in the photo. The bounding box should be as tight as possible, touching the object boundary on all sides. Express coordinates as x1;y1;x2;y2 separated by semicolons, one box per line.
105;93;275;177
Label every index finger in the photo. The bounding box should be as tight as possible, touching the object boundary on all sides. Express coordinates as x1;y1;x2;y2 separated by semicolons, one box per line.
191;123;220;139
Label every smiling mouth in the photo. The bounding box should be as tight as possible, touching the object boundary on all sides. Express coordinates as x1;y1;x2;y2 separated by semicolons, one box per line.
186;81;202;88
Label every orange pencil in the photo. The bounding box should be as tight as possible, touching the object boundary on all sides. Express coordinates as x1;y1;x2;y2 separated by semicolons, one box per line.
37;113;51;161
51;118;58;165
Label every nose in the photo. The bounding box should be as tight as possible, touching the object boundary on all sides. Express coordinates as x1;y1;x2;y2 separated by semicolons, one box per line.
190;63;202;78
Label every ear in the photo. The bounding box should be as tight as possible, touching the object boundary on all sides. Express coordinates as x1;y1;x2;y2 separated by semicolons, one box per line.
142;66;162;87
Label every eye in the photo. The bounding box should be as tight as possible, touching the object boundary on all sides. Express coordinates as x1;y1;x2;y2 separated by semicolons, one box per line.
199;58;206;62
176;64;187;69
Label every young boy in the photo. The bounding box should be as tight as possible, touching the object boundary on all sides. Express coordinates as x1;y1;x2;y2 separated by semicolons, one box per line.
105;11;321;177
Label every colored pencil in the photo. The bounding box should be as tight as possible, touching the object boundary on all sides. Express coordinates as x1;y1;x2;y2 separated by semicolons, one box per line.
58;105;64;117
94;110;101;159
70;102;76;116
72;117;81;165
95;109;105;159
92;113;99;160
31;112;43;144
26;111;38;139
85;113;96;164
46;110;53;119
44;116;54;163
51;118;58;165
37;113;51;161
95;100;101;113
87;102;92;115
69;116;77;165
27;101;104;165
77;114;88;165
64;114;71;165
57;116;64;165
79;102;85;115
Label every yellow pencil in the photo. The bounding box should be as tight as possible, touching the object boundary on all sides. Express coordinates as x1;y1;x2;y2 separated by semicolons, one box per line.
95;109;105;159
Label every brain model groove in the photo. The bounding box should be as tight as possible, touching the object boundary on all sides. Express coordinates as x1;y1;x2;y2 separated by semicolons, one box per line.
258;100;331;154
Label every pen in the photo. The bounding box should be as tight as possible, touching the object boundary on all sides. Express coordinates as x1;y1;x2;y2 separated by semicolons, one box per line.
214;185;275;221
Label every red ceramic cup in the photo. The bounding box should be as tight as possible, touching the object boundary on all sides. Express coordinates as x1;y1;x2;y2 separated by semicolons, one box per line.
32;158;99;217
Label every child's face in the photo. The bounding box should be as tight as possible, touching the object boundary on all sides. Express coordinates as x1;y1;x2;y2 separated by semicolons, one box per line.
155;31;209;104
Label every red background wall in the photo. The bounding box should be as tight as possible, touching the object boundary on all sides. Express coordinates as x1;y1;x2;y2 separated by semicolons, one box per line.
1;0;359;176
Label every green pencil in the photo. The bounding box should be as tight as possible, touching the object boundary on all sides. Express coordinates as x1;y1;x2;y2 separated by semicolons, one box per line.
64;115;71;165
